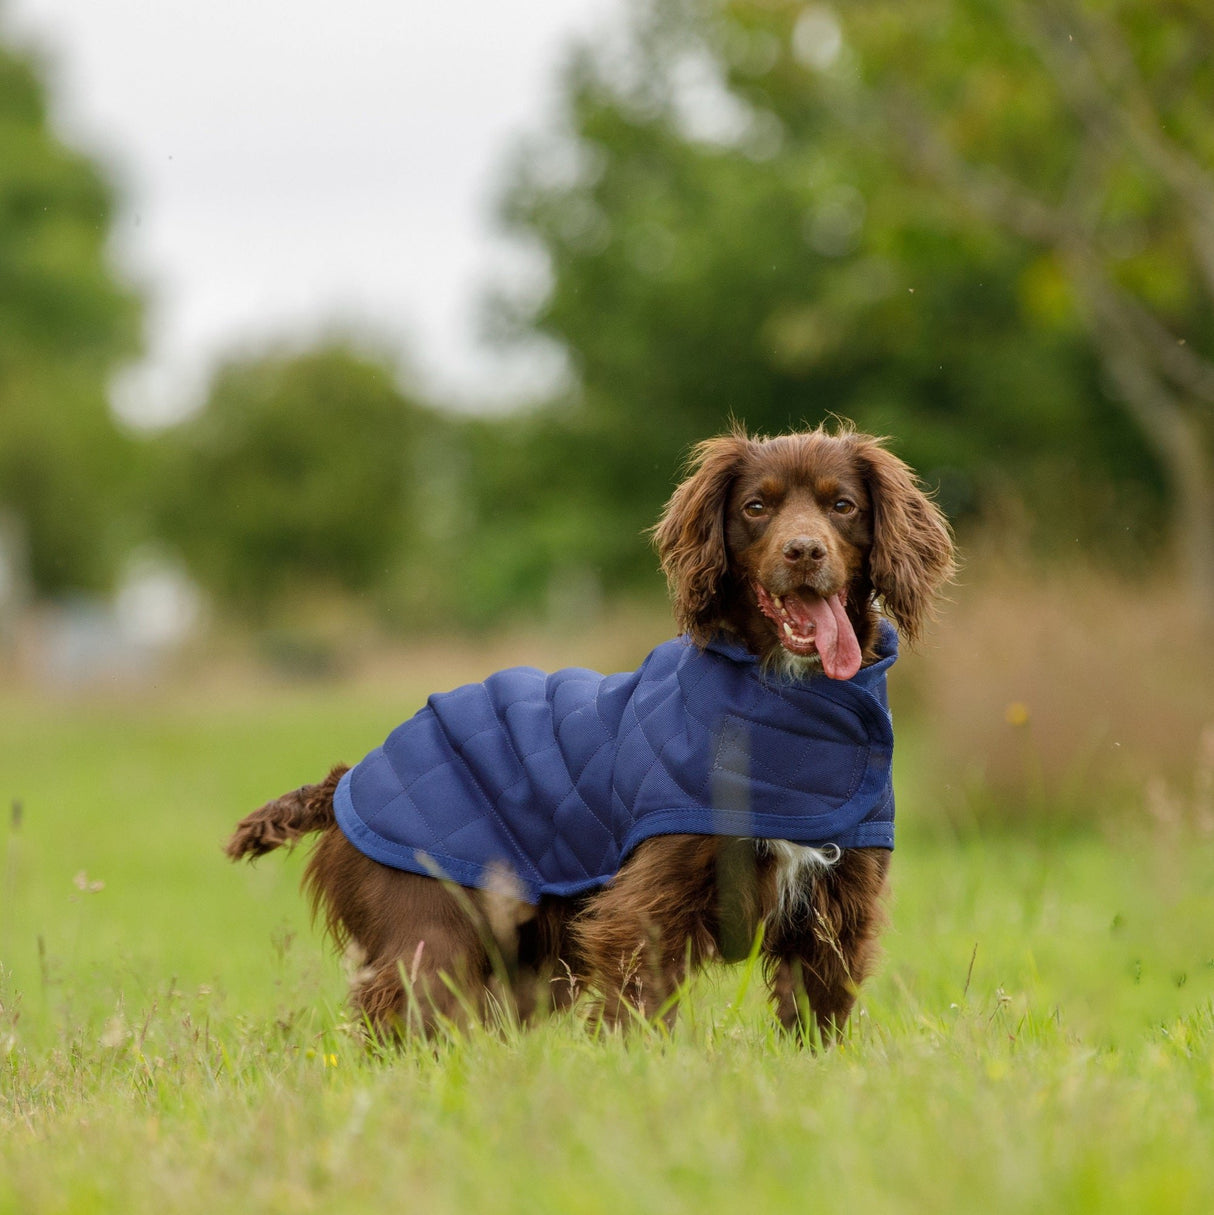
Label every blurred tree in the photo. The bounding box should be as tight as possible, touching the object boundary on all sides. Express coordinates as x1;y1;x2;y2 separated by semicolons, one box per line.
152;343;430;621
796;0;1214;603
447;409;639;623
0;36;142;594
489;0;1210;603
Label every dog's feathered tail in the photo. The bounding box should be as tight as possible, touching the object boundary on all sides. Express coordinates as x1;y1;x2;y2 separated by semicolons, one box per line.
225;764;348;860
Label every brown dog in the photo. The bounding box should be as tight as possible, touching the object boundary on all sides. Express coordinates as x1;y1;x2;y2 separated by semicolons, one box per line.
227;424;953;1041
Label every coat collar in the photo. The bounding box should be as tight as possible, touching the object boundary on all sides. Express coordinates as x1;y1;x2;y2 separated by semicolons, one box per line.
700;617;899;691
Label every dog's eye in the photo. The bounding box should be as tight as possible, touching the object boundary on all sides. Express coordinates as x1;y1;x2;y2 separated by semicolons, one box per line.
833;498;857;516
742;499;766;518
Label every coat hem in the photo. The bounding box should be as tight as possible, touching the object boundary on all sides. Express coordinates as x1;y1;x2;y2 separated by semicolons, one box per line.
336;770;892;904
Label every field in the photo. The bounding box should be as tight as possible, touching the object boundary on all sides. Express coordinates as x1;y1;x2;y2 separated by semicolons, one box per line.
2;620;1213;1214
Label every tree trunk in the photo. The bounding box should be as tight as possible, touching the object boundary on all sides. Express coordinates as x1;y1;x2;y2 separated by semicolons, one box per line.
1172;428;1214;611
1096;330;1214;615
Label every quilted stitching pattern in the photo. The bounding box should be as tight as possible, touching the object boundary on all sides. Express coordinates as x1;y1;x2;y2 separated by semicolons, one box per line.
334;624;899;902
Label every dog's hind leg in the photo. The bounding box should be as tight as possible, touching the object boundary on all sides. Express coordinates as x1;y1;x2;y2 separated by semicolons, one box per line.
309;840;494;1039
353;931;490;1040
574;835;722;1030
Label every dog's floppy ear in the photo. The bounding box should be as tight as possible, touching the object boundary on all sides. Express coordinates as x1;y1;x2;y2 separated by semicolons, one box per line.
652;429;753;644
853;437;955;643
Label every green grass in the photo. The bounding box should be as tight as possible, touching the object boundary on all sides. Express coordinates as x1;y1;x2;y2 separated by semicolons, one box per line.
2;680;1213;1214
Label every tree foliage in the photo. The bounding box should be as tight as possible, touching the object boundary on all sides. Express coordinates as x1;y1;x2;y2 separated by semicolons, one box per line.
808;0;1214;598
152;344;429;619
485;0;1211;605
0;38;142;594
16;1;1209;629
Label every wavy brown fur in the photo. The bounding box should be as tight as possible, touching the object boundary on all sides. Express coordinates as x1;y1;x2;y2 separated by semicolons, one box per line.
650;428;754;645
653;423;954;648
848;435;956;643
224;765;347;859
227;423;953;1043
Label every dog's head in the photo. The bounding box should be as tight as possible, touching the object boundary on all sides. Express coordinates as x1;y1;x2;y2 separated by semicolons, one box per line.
652;424;955;677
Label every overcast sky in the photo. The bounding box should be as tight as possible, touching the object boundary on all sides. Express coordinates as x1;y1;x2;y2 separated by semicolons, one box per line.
3;0;618;424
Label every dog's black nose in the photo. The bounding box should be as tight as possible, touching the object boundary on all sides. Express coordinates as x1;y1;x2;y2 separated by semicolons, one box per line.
783;535;827;564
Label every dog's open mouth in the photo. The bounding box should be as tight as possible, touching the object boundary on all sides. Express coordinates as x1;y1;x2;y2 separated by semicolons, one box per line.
754;583;862;680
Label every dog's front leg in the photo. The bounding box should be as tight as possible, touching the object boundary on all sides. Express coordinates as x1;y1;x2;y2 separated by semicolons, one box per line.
764;847;890;1045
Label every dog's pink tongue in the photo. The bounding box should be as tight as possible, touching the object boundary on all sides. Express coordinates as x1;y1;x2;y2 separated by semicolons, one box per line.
790;592;862;680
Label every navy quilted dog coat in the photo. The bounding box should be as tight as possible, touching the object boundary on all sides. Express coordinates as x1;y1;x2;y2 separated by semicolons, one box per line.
334;621;898;904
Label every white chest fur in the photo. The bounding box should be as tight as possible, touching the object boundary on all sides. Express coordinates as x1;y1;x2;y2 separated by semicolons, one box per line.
760;839;842;923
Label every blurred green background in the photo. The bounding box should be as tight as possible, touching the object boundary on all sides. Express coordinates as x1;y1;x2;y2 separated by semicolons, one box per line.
3;0;1212;824
0;0;1211;788
2;5;1214;1209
